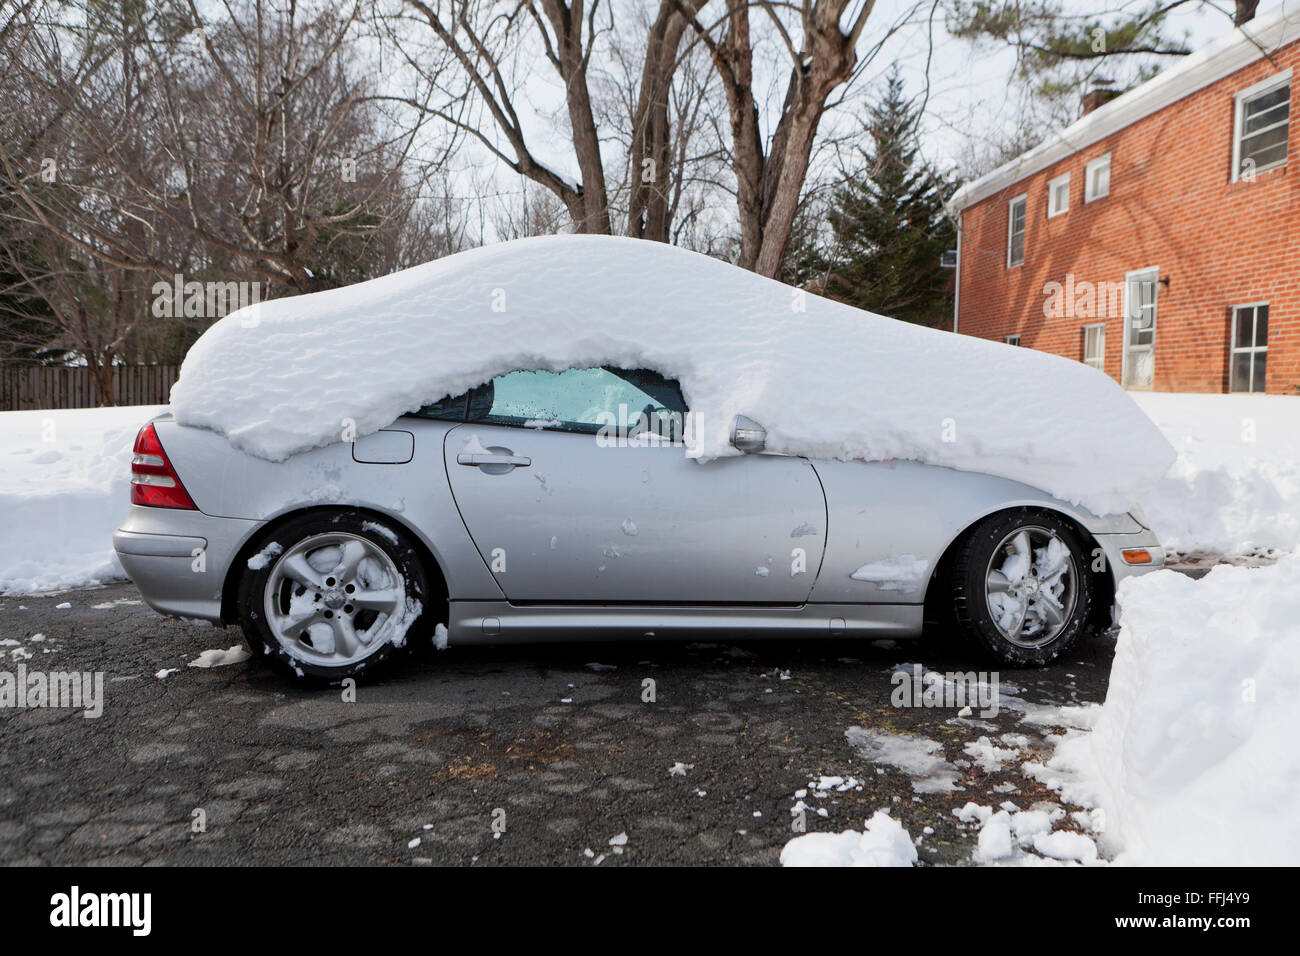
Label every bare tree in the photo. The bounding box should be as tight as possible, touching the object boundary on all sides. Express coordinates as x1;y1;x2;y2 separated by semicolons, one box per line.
0;0;458;398
387;1;910;276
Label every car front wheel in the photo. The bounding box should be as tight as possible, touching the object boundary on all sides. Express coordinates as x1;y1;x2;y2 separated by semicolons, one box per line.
237;510;431;682
951;509;1094;666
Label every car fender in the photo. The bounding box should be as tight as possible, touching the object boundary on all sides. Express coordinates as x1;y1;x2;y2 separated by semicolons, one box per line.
807;458;1141;604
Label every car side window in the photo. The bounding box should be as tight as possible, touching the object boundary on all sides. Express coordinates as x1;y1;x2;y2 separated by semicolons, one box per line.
414;392;468;421
467;367;687;439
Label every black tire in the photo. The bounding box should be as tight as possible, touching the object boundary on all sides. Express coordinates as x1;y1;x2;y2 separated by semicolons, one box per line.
237;509;432;683
951;508;1095;667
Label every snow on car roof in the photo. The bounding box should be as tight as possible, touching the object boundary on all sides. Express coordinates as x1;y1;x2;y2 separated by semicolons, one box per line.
169;234;1173;514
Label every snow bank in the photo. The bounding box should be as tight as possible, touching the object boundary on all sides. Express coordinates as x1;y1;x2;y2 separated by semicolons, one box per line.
171;235;1173;515
1132;393;1300;556
1041;557;1300;865
780;810;917;867
0;406;164;595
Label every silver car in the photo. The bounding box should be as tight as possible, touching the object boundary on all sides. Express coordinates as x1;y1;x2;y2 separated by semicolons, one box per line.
115;365;1164;682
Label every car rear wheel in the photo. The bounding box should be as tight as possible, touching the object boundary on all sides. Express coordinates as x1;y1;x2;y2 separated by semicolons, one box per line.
237;510;431;682
951;509;1094;666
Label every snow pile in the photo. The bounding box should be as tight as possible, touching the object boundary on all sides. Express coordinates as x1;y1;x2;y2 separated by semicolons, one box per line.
1039;558;1300;865
954;801;1098;865
171;235;1173;515
1133;392;1300;556
0;406;164;594
780;810;917;867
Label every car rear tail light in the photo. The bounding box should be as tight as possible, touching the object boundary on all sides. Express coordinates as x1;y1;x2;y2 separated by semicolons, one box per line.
131;423;196;509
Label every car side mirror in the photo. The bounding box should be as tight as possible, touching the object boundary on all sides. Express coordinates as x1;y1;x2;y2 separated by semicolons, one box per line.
731;415;766;454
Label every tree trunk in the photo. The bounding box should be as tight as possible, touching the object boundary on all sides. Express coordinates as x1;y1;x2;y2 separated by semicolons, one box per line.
710;1;860;277
629;1;707;242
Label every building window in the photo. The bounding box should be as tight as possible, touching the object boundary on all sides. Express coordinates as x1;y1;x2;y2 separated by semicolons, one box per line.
1047;173;1070;217
1004;334;1021;346
1007;196;1027;267
1230;303;1269;392
1234;72;1290;181
1082;323;1106;371
1085;155;1111;201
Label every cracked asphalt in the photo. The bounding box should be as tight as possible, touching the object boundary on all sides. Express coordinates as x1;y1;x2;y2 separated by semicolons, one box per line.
0;579;1172;866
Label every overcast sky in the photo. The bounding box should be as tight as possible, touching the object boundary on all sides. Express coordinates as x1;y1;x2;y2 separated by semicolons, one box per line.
388;0;1275;239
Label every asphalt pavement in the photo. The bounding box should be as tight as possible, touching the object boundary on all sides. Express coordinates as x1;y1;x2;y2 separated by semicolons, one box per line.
1;580;1134;866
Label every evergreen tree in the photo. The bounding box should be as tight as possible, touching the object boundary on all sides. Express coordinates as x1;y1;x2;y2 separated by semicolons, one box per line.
815;68;956;328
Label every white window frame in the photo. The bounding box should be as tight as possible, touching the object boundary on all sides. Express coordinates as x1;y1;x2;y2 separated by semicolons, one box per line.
1085;154;1111;202
1232;69;1291;183
1004;334;1021;346
1047;173;1070;217
1007;195;1027;268
1230;302;1269;393
1082;322;1106;371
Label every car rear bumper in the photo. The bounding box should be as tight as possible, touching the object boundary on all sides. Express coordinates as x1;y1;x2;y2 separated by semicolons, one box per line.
114;506;262;622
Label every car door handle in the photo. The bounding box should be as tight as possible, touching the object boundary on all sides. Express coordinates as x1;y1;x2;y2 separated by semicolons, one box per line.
457;452;531;468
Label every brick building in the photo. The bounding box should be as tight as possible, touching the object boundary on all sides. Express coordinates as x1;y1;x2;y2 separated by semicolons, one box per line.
949;4;1299;394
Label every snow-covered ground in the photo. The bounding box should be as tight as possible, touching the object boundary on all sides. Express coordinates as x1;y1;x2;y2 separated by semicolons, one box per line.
0;405;164;594
1132;393;1300;557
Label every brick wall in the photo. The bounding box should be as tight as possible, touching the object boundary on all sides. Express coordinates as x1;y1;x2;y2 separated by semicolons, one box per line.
956;40;1300;394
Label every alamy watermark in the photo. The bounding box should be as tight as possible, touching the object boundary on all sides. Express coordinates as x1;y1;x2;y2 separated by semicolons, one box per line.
0;664;104;718
891;664;1000;718
151;273;264;319
1042;275;1125;319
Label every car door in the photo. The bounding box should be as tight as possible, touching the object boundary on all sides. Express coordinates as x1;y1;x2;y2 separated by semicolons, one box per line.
440;367;826;604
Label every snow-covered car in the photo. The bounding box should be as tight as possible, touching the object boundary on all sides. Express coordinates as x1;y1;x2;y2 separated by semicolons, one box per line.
114;236;1171;682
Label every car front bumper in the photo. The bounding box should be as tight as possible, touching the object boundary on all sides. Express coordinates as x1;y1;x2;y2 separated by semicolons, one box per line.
113;506;262;622
1095;524;1166;589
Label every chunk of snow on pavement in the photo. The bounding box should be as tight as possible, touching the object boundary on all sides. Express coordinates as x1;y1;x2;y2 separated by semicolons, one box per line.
1042;557;1300;865
780;810;918;867
668;762;693;776
954;802;993;825
170;235;1172;514
1012;701;1100;729
188;645;252;668
849;554;930;592
155;668;179;679
976;811;1014;861
846;726;961;793
963;736;1019;772
432;622;449;650
608;832;628;847
1010;810;1054;840
1032;830;1098;863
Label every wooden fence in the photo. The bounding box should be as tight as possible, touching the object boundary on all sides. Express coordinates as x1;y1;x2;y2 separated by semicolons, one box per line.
0;364;179;411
